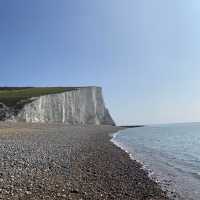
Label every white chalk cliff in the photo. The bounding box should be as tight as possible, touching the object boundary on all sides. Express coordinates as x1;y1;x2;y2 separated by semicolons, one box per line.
13;87;115;125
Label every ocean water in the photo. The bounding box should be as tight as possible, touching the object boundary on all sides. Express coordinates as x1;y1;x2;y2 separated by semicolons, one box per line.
112;123;200;200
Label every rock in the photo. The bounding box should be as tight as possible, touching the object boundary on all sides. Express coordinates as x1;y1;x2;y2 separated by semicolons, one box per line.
25;191;32;195
0;103;12;121
14;87;115;125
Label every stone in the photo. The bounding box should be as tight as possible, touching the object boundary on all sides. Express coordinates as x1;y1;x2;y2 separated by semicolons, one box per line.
14;87;115;125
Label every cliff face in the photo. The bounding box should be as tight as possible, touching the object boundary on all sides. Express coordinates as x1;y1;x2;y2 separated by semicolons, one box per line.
13;87;115;125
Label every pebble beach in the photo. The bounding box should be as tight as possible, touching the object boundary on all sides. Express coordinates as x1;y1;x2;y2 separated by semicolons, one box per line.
0;123;168;199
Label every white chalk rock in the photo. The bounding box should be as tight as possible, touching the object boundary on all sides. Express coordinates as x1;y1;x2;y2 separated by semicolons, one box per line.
15;87;115;125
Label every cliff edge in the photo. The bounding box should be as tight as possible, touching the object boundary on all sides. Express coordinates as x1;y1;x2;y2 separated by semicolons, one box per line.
0;87;115;125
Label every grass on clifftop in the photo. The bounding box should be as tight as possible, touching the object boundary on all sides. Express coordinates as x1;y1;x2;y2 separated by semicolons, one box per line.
0;87;78;107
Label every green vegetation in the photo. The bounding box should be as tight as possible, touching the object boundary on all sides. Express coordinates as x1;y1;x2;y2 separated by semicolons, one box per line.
0;87;78;107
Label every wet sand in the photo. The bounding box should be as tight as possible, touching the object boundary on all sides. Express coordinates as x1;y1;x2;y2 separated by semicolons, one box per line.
0;123;169;199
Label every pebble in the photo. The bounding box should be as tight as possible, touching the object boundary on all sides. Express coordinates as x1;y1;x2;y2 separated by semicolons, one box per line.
0;123;169;200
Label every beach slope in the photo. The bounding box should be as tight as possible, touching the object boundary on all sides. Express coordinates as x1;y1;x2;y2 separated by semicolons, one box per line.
0;123;168;199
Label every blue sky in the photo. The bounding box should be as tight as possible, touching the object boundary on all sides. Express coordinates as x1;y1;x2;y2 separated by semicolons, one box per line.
1;0;200;125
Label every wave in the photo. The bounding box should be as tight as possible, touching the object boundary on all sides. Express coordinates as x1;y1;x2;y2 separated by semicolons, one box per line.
110;130;184;200
190;171;200;180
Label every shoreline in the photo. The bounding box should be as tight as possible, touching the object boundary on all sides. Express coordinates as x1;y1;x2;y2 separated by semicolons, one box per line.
0;123;169;199
111;129;176;199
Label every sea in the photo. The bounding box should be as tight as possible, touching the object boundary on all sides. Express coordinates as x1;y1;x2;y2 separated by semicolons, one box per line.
111;123;200;200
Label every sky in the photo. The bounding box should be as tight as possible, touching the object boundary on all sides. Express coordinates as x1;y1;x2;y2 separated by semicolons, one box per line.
1;0;200;125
